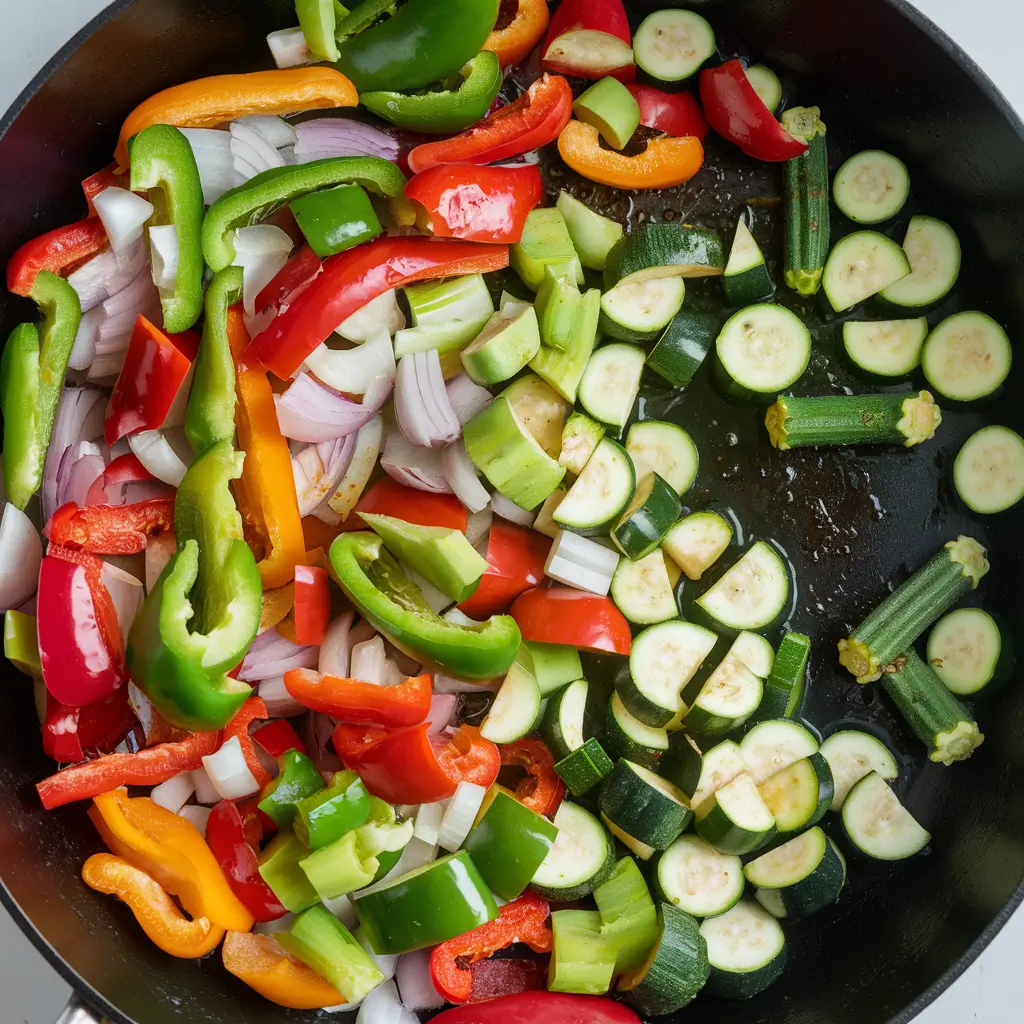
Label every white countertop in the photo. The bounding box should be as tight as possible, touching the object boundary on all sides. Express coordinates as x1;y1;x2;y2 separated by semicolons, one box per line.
1;1;1021;1021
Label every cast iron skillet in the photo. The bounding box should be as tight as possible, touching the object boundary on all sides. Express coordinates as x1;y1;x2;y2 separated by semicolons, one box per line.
2;1;1024;1022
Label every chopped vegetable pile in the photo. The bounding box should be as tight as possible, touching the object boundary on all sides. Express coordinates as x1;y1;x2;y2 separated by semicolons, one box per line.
1;0;1020;1018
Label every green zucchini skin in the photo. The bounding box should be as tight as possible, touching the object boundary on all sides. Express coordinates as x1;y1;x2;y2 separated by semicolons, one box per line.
600;760;693;851
765;391;942;450
782;106;830;296
749;632;810;723
747;828;846;918
880;648;984;765
700;901;787;999
646;309;719;389
838;536;989;682
612;471;681;560
555;737;615;796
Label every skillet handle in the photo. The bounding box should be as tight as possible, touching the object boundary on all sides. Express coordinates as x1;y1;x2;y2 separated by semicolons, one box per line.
55;998;105;1024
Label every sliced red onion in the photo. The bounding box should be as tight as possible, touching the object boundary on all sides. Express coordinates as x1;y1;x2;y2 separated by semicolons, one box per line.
395;350;461;449
425;694;458;738
202;735;260;800
234;115;298;150
92;187;154;254
148;224;179;291
491;491;535;526
292;435;356;516
0;504;42;612
441;441;490;514
326;414;383;519
104;264;157;319
295;118;400;164
144;533;177;592
319;611;353;678
43;387;106;522
177;804;212;836
304;326;397;395
303;711;342;778
336;289;405;342
239;627;319;681
276;371;392;444
150;771;195;814
257;675;307;717
67;239;146;313
267;27;312;69
101;561;144;646
465;507;493;550
179;128;244;205
445;372;493;425
58;441;106;510
396;949;445;1012
69;305;104;371
381;432;452;495
349;619;376;648
128;430;190;487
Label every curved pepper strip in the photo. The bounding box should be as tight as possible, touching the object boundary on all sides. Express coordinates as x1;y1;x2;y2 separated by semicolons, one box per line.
42;687;135;763
88;790;254;932
47;499;175;555
500;738;565;816
225;697;272;791
82;853;226;958
284;670;432;727
115;68;358;168
83;164;130;212
483;0;550;68
430;891;552;1004
202;157;406;272
6;217;107;297
432;992;642;1024
558;120;704;190
222;930;345;1009
245;237;509;380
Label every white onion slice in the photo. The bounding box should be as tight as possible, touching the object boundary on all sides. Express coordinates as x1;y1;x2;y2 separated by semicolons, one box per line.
128;430;190;487
395;351;460;449
69;305;104;371
231;122;286;176
0;504;42;612
355;979;402;1024
491;492;535;526
465;507;493;550
446;373;493;425
239;627;319;682
201;735;260;800
232;225;294;316
544;529;619;597
292;436;356;516
441;441;490;514
381;433;452;495
358;928;398;982
149;224;179;292
101;561;145;646
275;371;393;444
257;675;307;717
322;894;358;929
144;533;176;592
150;771;196;814
438;782;487;851
350;636;397;686
295;118;401;164
68;250;119;313
304;326;396;396
267;27;312;69
93;187;154;253
58;441;106;510
355;838;438;898
190;766;222;805
43;387;106;522
235;115;298;150
396;949;445;1012
413;802;444;846
104;264;158;319
176;804;212;836
336;290;405;342
425;694;458;738
179;128;244;205
319;611;353;678
402;565;452;616
326;414;383;519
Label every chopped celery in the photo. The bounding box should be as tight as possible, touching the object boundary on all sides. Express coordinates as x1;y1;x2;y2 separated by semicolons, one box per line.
512;208;585;291
594;857;660;973
258;831;321;912
300;830;379;900
549;909;617;994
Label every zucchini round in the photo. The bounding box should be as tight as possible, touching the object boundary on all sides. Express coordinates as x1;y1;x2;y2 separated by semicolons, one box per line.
880;215;960;307
539;678;588;759
663;510;735;581
531;800;616;901
694;540;791;635
633;9;716;88
604;222;724;290
954;424;1024;513
625;420;699;497
715;304;811;398
694;772;775;856
927;606;1015;696
700;901;786;999
841;771;930;861
833;150;910;224
611;549;679;625
745;826;846;918
578;343;646;429
554;437;636;536
921;311;1012;402
819;729;900;811
600;277;686;343
739;718;819;785
745;65;782;112
842;318;928;379
822;230;911;311
756;753;833;834
605;692;670;768
654;835;745;918
612;471;681;560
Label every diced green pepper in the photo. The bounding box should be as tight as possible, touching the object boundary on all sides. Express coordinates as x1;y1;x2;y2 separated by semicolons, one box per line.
290;184;382;258
300;829;379;899
258;750;327;828
259;831;322;913
295;770;371;850
4;610;41;678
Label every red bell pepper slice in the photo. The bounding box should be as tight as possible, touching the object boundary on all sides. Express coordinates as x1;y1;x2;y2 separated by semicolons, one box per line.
85;453;167;507
500;738;564;817
82;164;130;214
293;565;330;645
254;243;322;317
245;238;509;380
405;164;545;245
699;60;808;162
338;477;468;534
458;520;549;619
42;687;136;763
430;891;552;1004
224;697;272;790
104;316;199;446
6;217;109;297
511;586;632;655
433;992;642;1024
206;800;288;923
251;719;307;759
46;499;175;555
332;722;390;762
469;959;548;1003
407;75;573;175
541;0;634;82
436;724;501;791
285;670;432;728
36;730;220;810
543;0;631;49
626;85;709;139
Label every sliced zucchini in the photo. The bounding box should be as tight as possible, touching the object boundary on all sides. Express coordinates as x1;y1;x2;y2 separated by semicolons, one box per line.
559;410;605;477
501;372;571;460
841;771;930;860
611;549;678;625
532;486;566;539
459;307;540;386
730;632;775;680
668;737;749;811
646;308;718;389
529;287;601;404
694;541;791;635
715;304;811;399
751;632;810;722
612;472;681;560
519;640;584;697
531;800;615;901
921;311;1012;402
663;510;734;581
479;661;543;743
625;420;699;497
738;719;819;785
685;655;764;737
745;826;845;918
622;620;718;726
881;215;961;307
927;607;1015;696
617;903;711;1016
633;9;716;88
556;191;624;272
544;529;620;597
600;759;694;853
722;218;774;307
578;342;646;429
694;772;776;856
540;678;588;760
654;835;745;918
757;753;833;834
954;425;1024;514
833;150;910;224
556;737;615;797
842;318;928;378
554;438;636;536
594;857;660;975
510;207;584;292
745;65;782;112
600;278;686;344
822;230;911;311
605;692;670;769
604;222;724;290
700;901;786;999
819;729;899;811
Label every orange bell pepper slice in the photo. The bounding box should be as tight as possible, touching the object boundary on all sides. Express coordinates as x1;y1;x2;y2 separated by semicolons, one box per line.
483;0;550;69
115;68;358;168
284;670;432;727
227;306;307;590
222;930;345;1009
557;120;704;189
82;853;226;958
260;583;296;633
89;789;254;933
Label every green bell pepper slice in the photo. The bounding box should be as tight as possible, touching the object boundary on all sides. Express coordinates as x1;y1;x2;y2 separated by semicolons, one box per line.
259;830;322;913
329;532;520;680
355;798;413;857
202;157;406;271
290;183;382;258
1;272;81;510
354;850;498;954
258;750;327;828
361;50;502;135
297;0;342;62
300;828;379;899
335;0;499;93
129;124;205;333
295;770;371;850
4;610;41;678
185;266;240;456
335;0;394;40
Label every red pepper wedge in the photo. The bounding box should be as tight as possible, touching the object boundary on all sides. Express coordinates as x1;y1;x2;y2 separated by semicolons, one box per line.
85;453;168;507
432;992;642;1024
245;238;509;380
205;800;288;923
407;74;573;175
541;0;634;82
405;164;545;245
337;477;468;534
254;244;322;317
46;499;176;555
458;519;550;619
699;60;808;162
82;164;130;213
104;316;199;445
223;697;272;791
511;586;632;655
500;738;564;817
483;0;550;69
6;217;109;297
437;724;502;791
251;719;306;759
284;670;431;728
430;891;552;1004
42;687;136;763
292;565;330;645
36;731;220;810
332;722;390;762
627;85;709;139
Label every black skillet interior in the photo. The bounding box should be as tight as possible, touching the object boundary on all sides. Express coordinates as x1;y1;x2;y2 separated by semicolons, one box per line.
1;1;1023;1022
